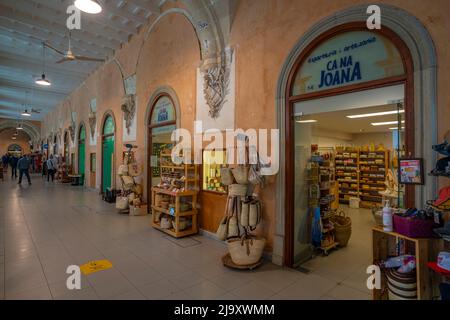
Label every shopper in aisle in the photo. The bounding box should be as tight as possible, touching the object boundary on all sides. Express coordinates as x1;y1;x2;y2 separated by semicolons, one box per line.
17;154;32;185
46;155;58;182
2;154;9;172
9;154;18;179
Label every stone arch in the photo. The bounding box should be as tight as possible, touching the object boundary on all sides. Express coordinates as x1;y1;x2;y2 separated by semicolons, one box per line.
273;4;437;266
0;119;40;143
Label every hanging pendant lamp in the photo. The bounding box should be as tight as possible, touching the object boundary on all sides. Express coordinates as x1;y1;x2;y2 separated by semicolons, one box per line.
75;0;102;14
36;43;51;86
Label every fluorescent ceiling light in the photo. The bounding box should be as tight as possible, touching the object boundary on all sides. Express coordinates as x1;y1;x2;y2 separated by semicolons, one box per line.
296;120;318;123
389;127;405;130
21;110;31;117
347;110;405;119
35;74;51;86
371;120;405;126
75;0;102;14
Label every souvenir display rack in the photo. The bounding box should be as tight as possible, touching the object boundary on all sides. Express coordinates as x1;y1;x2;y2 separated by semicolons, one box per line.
151;151;199;238
308;146;338;255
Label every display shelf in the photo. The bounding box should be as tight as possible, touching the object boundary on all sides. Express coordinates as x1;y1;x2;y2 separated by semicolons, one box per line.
372;227;441;300
152;154;199;238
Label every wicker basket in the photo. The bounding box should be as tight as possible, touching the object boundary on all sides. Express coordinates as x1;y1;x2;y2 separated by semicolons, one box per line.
334;224;352;247
331;211;352;247
227;237;265;266
229;184;248;197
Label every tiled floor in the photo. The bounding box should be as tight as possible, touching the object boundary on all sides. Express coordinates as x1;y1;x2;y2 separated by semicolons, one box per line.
0;172;372;300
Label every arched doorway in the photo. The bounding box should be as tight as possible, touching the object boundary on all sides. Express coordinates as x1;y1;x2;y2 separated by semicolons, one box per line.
78;124;86;185
147;93;177;207
101;114;115;194
7;144;22;157
283;23;415;267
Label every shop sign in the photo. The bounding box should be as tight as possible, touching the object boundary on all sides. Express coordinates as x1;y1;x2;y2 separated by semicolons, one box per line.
151;96;175;125
292;31;404;95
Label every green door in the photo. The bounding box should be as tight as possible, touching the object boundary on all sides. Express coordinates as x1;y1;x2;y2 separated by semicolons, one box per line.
102;116;115;193
78;126;86;185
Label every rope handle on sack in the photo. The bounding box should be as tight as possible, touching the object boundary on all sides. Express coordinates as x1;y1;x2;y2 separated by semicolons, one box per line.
240;234;253;256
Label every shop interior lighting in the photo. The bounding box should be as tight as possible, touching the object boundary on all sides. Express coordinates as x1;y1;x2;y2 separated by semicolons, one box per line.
346;110;405;119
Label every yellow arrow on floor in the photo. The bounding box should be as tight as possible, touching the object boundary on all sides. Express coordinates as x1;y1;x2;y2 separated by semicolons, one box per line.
80;259;113;275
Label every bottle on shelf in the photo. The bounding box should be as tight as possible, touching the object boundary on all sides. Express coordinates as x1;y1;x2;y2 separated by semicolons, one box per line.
382;200;393;232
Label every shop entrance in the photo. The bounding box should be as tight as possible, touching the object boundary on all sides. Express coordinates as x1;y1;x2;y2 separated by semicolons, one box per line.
78;125;86;185
102;115;115;194
147;94;177;208
284;24;415;268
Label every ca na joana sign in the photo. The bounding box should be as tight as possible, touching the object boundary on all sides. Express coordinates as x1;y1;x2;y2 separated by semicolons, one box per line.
292;31;405;95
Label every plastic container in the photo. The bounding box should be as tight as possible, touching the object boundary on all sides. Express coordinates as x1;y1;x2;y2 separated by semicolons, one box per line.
349;197;360;209
393;215;438;238
383;200;393;232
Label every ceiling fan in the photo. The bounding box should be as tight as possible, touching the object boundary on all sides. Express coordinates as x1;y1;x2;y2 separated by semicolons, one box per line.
44;32;105;64
21;107;42;117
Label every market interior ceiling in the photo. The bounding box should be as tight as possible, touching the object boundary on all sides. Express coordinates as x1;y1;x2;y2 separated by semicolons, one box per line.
0;0;163;121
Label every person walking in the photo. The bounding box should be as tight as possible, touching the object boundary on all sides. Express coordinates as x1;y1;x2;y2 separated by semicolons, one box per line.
2;154;9;172
42;156;47;177
9;155;18;179
17;154;32;185
46;155;58;182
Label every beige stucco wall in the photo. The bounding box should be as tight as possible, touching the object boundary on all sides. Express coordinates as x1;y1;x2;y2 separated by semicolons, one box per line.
40;0;450;252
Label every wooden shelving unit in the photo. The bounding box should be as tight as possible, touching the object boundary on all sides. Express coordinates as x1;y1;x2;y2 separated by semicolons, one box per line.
334;149;389;208
151;153;199;238
359;150;389;208
335;148;359;204
372;227;441;300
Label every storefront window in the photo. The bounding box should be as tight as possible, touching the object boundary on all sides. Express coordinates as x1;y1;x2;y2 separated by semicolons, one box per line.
202;150;227;193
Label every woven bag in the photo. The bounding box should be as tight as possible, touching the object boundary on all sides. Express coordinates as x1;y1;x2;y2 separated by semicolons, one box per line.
227;236;266;266
228;184;248;197
220;167;234;185
232;166;249;184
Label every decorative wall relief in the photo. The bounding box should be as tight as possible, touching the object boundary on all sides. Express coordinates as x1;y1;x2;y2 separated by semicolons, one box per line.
89;98;97;146
69;111;76;146
196;47;235;131
123;75;137;142
121;94;136;135
203;49;232;119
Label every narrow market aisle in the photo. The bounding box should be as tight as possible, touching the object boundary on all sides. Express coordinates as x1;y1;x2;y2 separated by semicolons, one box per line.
0;172;371;300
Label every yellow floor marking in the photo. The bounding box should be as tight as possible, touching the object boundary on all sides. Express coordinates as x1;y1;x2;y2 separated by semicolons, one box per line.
80;259;113;275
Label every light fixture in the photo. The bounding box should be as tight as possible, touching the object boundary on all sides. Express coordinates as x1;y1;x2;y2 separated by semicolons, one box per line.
36;43;51;86
12;136;17;140
35;74;51;86
346;110;405;119
16;123;23;130
371;120;405;126
75;0;102;14
296;120;318;123
389;127;406;130
21;110;31;117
